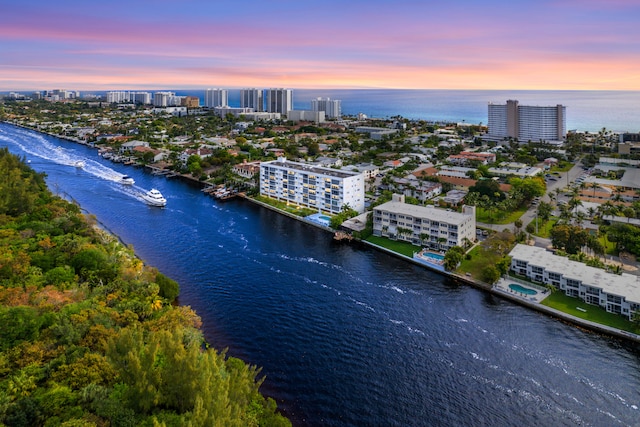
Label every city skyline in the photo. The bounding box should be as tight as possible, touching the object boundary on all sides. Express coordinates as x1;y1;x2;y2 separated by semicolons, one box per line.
2;0;639;91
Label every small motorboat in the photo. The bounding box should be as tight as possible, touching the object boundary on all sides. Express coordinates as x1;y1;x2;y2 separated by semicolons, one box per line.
74;160;85;168
120;175;135;185
142;188;167;207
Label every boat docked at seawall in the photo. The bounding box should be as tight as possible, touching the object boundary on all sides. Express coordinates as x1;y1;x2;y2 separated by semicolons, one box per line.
120;175;135;185
142;189;167;207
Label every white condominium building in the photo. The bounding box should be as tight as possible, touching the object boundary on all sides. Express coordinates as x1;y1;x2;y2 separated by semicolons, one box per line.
153;91;181;107
373;194;476;251
240;88;264;112
266;88;293;115
106;91;130;103
488;99;566;142
204;88;228;108
260;157;365;214
509;244;640;320
133;92;151;105
311;97;342;119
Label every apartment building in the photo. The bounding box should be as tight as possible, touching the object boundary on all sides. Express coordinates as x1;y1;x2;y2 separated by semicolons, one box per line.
204;88;228;108
488;99;566;142
372;194;476;250
509;244;640;320
260;157;365;214
266;88;293;115
240;88;264;112
287;110;325;123
311;97;342;119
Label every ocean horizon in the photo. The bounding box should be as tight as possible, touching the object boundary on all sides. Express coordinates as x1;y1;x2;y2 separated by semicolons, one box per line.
5;88;639;133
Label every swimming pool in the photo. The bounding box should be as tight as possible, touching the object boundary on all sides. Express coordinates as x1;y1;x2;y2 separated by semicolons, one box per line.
421;253;444;262
509;284;538;295
306;213;331;227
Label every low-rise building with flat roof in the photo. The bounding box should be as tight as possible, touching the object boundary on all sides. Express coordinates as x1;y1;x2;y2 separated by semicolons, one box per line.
373;194;476;250
509;244;640;320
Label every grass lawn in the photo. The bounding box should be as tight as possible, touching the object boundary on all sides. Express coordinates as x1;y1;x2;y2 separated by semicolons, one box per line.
365;235;421;258
252;195;317;217
476;206;527;225
598;236;617;255
551;162;574;172
541;291;640;334
530;217;558;238
456;245;502;278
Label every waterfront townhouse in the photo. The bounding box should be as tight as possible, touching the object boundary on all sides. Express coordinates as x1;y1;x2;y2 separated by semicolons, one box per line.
260;157;365;214
509;244;640;320
372;194;476;250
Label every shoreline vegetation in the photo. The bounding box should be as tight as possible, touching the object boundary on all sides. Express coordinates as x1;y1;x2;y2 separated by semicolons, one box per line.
0;148;290;425
4;117;640;346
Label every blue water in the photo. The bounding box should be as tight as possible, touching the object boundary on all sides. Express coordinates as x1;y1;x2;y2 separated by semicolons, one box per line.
423;252;445;261
509;284;538;296
25;88;639;132
2;123;640;426
185;89;640;132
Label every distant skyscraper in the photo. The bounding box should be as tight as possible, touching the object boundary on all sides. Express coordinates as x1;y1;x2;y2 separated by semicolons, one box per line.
204;88;228;108
266;88;293;115
240;88;264;112
153;91;176;107
133;92;151;105
488;100;566;142
311;97;341;119
106;91;130;103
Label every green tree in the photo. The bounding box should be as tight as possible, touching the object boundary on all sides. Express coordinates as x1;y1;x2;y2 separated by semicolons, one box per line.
481;265;501;284
443;246;465;271
155;272;180;302
537;202;553;222
550;224;589;254
0;306;42;351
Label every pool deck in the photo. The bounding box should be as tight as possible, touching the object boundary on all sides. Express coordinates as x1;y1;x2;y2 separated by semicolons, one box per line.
494;278;550;303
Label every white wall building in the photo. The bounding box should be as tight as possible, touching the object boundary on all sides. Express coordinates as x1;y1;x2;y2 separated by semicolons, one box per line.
372;194;476;250
133;92;151;105
488;99;566;142
106;91;130;103
311;97;342;119
205;88;228;108
240;88;264;112
153;92;181;107
260;157;365;214
287;110;325;123
266;88;293;115
509;244;640;320
341;163;380;180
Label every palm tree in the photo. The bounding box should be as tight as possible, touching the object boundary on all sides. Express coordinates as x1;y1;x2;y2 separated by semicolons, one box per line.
559;204;573;224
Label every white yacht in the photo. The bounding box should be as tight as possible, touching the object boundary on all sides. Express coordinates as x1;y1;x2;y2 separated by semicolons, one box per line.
120;175;135;185
74;160;85;168
142;189;167;207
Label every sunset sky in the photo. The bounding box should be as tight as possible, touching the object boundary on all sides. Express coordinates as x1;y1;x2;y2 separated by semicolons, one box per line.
2;0;639;91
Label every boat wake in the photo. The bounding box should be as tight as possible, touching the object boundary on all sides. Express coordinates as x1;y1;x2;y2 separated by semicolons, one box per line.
0;128;158;206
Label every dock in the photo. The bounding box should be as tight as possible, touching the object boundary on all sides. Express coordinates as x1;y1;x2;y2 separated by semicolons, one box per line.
146;165;178;178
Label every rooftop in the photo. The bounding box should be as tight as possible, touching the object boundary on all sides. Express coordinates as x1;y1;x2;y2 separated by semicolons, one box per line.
510;244;640;303
263;158;359;179
374;201;474;225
